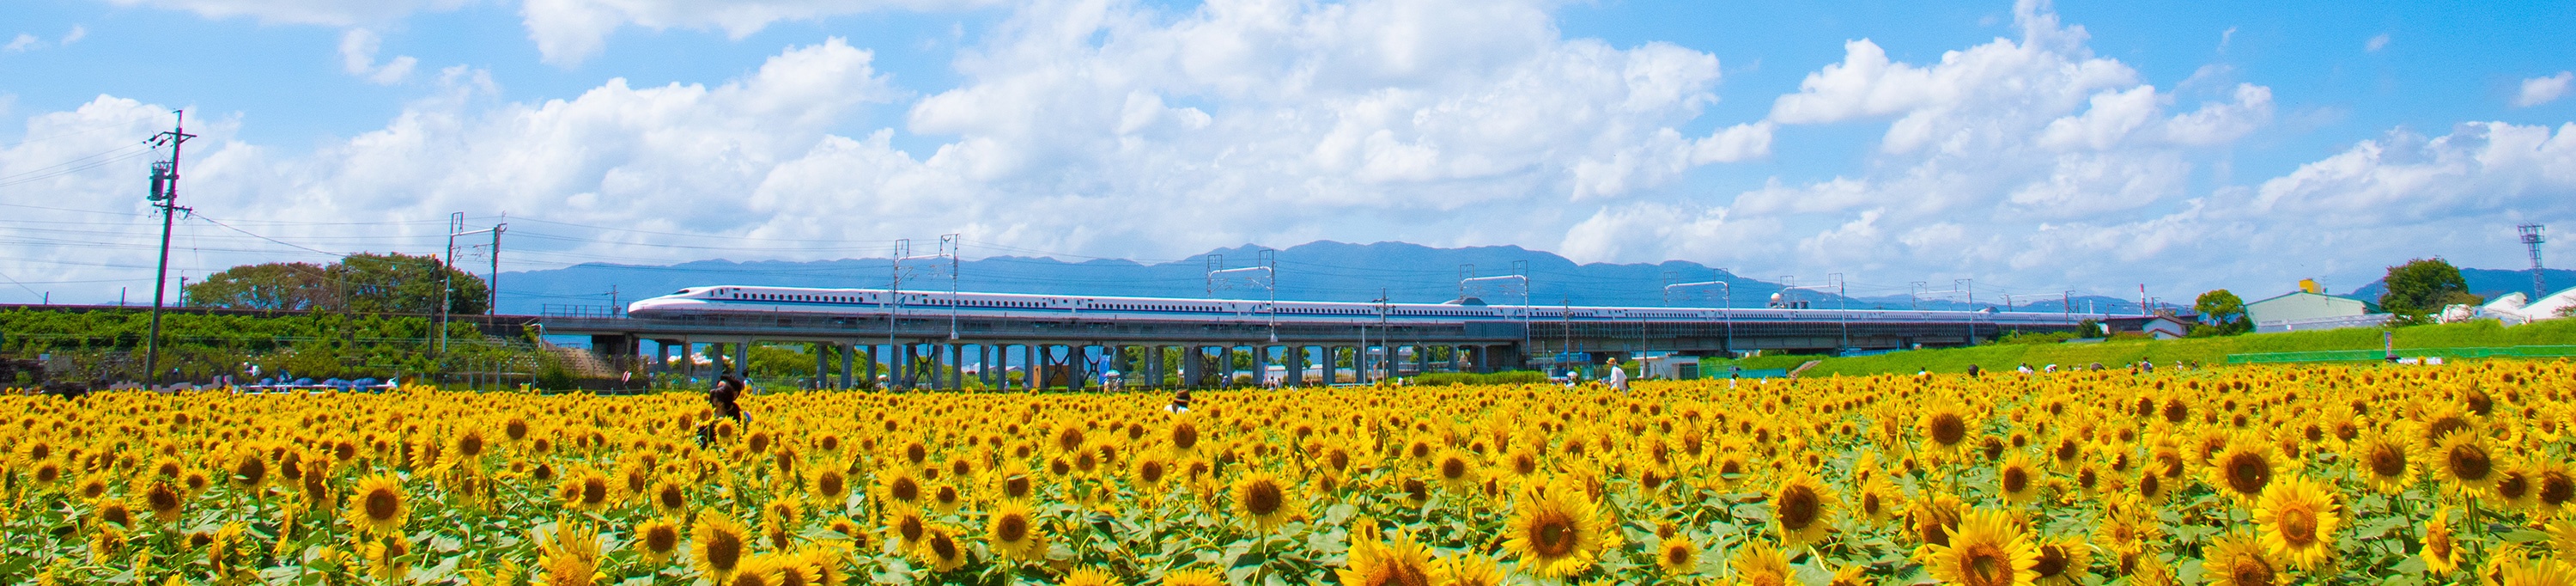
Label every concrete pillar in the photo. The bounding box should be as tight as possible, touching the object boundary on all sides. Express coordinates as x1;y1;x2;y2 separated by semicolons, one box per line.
864;345;879;389
1143;345;1162;388
945;344;961;390
732;341;750;381
814;344;829;390
1015;345;1036;392
1075;345;1088;390
839;344;854;389
896;344;913;389
1180;346;1201;388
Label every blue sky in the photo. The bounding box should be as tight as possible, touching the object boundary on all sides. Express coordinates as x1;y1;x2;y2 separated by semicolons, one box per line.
1;0;2571;304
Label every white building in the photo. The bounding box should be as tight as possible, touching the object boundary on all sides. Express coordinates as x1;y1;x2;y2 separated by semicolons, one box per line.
2246;290;2388;333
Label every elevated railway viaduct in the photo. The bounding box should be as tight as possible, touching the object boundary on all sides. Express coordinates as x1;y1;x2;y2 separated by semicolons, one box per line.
538;307;2097;390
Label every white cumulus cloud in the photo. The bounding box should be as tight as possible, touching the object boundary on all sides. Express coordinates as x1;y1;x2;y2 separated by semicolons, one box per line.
2518;71;2573;107
337;28;417;84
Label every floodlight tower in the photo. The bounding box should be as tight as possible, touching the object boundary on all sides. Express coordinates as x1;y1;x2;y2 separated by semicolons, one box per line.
2523;224;2548;299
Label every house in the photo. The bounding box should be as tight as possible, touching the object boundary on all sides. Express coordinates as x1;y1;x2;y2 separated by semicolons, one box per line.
2246;290;2382;333
2103;314;2193;339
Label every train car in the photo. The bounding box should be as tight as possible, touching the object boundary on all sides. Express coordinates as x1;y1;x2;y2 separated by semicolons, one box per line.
624;285;2098;327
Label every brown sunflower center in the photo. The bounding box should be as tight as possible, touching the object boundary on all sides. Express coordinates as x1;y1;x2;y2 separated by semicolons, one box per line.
2032;545;2069;577
897;515;926;543
147;483;181;514
705;528;742;571
1929;413;1968;447
1242;479;1284;516
2229;556;2274;586
646;525;678;553
2224;452;2270;496
364;487;400;522
581;478;609;505
1663;543;1693;567
1777;485;1821;531
1441;457;1467;480
890;477;920;502
931;532;960;560
2447;443;2492;482
1531;514;1577;557
2540;473;2576;506
1959;543;2014;586
997;513;1029;542
2367;443;2406;478
2002;467;2030;494
2280;508;2318;546
2497;472;2532;500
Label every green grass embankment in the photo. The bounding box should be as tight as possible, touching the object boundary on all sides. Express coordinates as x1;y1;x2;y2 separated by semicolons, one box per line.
1801;318;2576;377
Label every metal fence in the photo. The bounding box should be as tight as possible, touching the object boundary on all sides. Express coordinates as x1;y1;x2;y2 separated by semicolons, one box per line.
2224;345;2576;364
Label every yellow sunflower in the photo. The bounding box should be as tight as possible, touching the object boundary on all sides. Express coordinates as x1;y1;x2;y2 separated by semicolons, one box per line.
1337;527;1436;586
726;553;788;586
2433;431;2497;495
2030;534;2091;586
1230;471;1297;532
2205;439;2276;504
1501;476;1618;578
1771;472;1838;547
1063;568;1124;586
635;517;683;566
1920;508;2038;586
1997;452;2042;504
2250;473;2339;571
887;504;931;554
343;473;410;536
916;525;970;572
1434;552;1506;586
537;519;602;586
1655;536;1700;577
2348;430;2417;494
692;512;753;584
2202;531;2278;586
1920;406;1976;458
985;500;1046;562
1729;540;1793;586
2423;507;2461;576
1159;568;1223;586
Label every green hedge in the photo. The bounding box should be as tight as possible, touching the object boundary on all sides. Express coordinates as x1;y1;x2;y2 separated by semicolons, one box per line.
1412;370;1550;386
1799;318;2576;377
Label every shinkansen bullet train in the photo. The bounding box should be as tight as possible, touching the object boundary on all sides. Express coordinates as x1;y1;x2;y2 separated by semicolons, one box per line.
624;285;2094;326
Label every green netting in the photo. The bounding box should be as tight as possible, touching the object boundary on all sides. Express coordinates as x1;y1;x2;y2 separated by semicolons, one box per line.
2225;345;2576;363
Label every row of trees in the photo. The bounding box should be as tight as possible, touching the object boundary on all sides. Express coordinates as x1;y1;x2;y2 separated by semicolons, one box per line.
2190;257;2482;336
183;253;490;314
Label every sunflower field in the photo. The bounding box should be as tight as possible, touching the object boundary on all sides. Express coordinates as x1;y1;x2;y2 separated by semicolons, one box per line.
4;360;2572;586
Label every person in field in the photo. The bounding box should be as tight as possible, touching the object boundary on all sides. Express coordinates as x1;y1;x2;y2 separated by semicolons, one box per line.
1604;356;1629;393
698;375;747;446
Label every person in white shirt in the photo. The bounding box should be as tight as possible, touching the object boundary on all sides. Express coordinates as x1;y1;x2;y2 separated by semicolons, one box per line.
1604;357;1629;393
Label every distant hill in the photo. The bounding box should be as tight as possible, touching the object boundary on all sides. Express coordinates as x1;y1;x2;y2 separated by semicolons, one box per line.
2345;267;2575;304
493;241;2142;315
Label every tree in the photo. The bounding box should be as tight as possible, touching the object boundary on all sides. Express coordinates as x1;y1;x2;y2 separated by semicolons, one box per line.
185;262;333;311
2379;258;2482;324
2192;289;2250;335
185;252;489;314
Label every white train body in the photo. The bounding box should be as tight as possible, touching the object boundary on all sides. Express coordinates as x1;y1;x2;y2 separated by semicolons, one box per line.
624;285;2092;327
